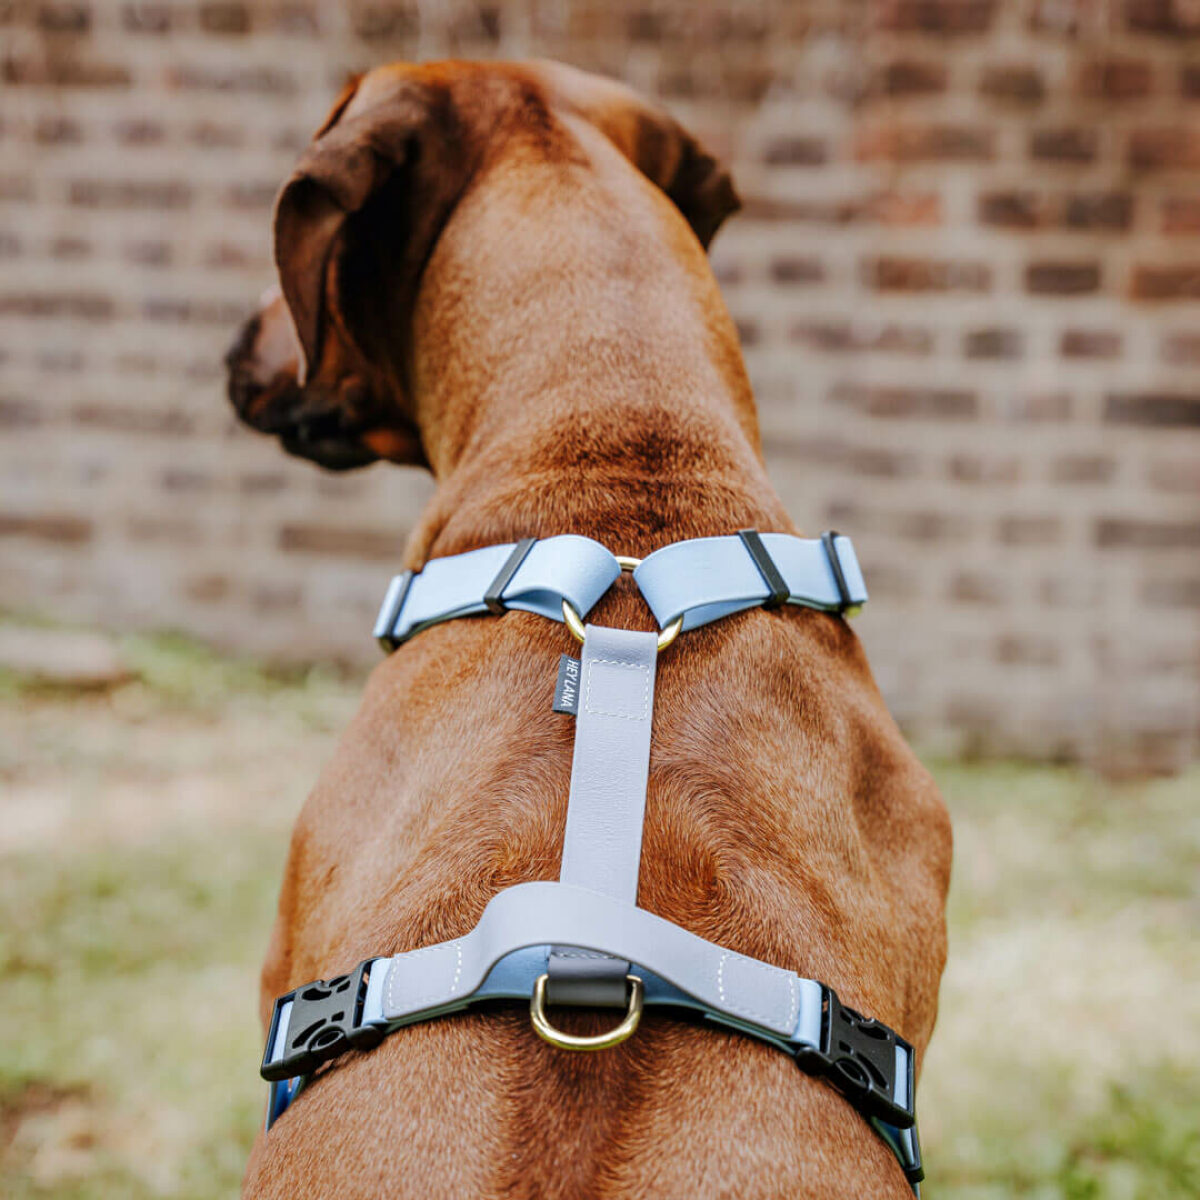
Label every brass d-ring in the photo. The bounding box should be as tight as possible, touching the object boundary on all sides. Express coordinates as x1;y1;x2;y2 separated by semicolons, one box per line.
530;973;644;1051
562;554;683;652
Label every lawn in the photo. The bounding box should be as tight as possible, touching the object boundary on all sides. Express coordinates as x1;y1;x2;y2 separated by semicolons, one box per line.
1;634;1197;1198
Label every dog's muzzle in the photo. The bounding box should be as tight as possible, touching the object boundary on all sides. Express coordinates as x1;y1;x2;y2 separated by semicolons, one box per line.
225;315;378;471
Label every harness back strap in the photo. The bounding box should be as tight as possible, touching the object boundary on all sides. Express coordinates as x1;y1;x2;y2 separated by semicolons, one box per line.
547;625;658;1006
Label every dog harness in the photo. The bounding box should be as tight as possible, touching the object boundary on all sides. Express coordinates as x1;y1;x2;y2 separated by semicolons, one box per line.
260;531;924;1190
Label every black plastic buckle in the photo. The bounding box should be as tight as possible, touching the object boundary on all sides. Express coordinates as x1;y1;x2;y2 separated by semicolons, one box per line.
484;537;537;616
819;530;854;614
261;959;385;1082
794;985;916;1131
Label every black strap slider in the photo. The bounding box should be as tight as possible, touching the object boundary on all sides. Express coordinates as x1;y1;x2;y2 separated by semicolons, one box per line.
819;530;854;614
794;985;916;1132
737;529;790;609
261;959;384;1082
484;538;538;617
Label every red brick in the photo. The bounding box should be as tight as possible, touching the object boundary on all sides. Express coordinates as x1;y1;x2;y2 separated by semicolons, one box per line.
1052;455;1116;484
2;54;130;88
164;64;297;95
769;256;824;285
1129;128;1200;170
0;398;40;428
1061;329;1122;358
1063;192;1133;231
1125;0;1200;37
831;383;978;418
1106;392;1200;426
981;65;1045;103
948;452;1020;482
1026;261;1101;295
997;515;1062;545
763;137;828;166
50;236;90;259
790;321;933;355
1183;65;1200;97
1031;127;1097;163
1162;333;1200;364
1096;518;1200;549
1078;58;1153;99
979;190;1047;228
0;512;92;543
995;634;1059;667
1143;578;1200;608
185;574;231;603
1147;458;1200;491
37;3;91;32
68;180;191;210
857;123;993;162
279;523;401;560
34;116;83;145
1131;264;1200;300
864;256;991;292
199;2;250;34
73;403;192;434
878;60;948;96
964;328;1022;359
0;291;113;318
114;118;165;146
949;571;1008;604
1162;197;1200;232
877;0;996;33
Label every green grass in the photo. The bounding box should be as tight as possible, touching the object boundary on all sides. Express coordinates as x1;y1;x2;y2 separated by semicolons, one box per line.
0;634;1197;1196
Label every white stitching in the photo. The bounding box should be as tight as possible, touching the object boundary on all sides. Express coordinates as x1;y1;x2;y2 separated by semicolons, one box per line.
584;657;650;721
716;951;796;1030
386;942;463;1013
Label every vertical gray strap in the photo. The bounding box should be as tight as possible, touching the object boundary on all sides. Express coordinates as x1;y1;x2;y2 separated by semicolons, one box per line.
546;624;658;1006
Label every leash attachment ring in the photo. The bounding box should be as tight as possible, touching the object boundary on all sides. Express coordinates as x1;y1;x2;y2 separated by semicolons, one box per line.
562;554;683;652
530;971;644;1051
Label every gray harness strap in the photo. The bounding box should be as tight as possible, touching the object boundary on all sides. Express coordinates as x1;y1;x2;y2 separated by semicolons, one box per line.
259;531;925;1190
547;625;658;1006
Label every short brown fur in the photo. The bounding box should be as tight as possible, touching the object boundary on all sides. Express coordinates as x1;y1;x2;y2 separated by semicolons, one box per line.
227;60;951;1199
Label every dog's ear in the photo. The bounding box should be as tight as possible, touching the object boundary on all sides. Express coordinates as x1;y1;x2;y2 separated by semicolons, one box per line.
273;79;446;384
532;61;740;249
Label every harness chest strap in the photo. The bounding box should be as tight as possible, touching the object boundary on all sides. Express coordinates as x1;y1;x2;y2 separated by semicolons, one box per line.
373;530;868;651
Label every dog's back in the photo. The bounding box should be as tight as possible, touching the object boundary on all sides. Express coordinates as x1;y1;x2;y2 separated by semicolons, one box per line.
230;60;951;1199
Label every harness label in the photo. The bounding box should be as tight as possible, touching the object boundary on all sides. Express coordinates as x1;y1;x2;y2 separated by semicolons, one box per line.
552;654;581;715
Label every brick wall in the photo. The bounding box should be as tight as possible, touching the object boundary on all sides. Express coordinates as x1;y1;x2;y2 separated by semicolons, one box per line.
2;0;1198;770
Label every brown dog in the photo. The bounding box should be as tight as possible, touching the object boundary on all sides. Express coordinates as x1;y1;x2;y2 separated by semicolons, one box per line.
227;60;952;1199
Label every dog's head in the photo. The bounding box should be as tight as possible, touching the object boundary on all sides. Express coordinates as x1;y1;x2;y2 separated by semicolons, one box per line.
225;60;738;472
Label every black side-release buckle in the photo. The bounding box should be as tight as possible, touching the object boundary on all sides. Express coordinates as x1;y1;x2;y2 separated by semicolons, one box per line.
794;985;916;1131
261;959;384;1082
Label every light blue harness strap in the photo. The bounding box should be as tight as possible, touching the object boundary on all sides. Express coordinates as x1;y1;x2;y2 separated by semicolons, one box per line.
374;881;815;1041
546;625;659;1006
374;535;621;650
633;532;867;632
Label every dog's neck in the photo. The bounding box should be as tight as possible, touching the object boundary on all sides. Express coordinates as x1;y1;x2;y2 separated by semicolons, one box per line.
403;116;791;561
